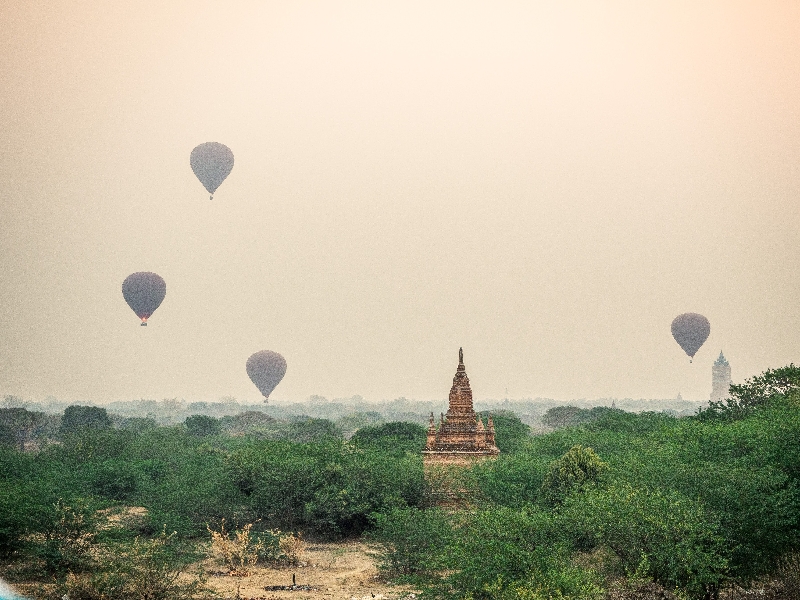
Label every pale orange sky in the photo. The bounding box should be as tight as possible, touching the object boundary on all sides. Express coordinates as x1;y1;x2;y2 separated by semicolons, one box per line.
1;1;798;404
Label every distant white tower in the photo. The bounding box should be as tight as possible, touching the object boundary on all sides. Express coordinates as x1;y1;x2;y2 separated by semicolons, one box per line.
710;351;732;401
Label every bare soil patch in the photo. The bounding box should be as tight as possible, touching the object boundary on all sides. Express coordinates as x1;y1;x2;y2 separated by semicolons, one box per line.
202;540;417;600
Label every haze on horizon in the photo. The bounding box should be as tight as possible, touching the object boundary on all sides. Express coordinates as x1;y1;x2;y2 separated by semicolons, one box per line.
1;1;798;405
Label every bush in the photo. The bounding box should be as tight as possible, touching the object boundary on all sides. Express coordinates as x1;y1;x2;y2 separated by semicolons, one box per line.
444;507;558;596
468;452;551;508
61;530;212;600
90;460;139;500
303;449;425;537
541;445;607;505
370;507;453;577
58;428;134;464
560;483;728;598
34;498;97;575
408;506;603;600
0;485;29;557
227;440;425;538
207;520;264;576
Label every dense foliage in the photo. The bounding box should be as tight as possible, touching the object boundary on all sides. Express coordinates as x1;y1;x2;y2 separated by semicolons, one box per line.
703;363;800;419
370;370;800;599
2;369;800;599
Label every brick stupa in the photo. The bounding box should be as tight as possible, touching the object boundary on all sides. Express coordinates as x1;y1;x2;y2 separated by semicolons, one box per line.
422;348;499;465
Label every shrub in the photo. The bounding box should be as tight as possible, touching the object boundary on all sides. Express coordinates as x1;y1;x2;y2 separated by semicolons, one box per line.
90;460;138;500
227;440;425;538
370;507;453;577
277;530;304;565
34;498;96;575
207;520;264;576
541;445;607;504
61;530;212;600
560;483;728;598
0;485;29;557
468;453;551;508
208;520;304;574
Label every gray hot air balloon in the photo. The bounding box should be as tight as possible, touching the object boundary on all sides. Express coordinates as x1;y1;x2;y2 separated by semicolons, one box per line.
122;272;166;326
190;142;234;200
246;350;287;401
671;313;710;362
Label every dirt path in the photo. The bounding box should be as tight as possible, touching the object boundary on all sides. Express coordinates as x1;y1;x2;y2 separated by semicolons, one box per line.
202;541;418;600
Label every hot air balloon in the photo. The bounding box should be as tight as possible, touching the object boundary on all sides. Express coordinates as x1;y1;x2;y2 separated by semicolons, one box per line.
190;142;234;200
671;313;710;362
246;350;287;401
122;272;166;326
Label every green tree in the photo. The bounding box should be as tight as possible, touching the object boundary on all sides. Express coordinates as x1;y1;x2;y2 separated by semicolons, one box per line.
370;507;454;577
560;483;728;599
184;414;221;437
219;411;275;435
424;506;603;600
284;417;342;442
90;459;139;500
469;452;551;508
60;405;112;437
0;407;47;450
478;410;530;453
541;405;584;429
35;498;97;575
118;416;158;433
227;439;424;537
0;477;30;556
349;421;427;454
705;364;800;418
541;445;607;504
0;418;15;449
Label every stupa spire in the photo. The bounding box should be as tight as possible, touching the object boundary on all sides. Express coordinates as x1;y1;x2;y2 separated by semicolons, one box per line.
423;347;499;461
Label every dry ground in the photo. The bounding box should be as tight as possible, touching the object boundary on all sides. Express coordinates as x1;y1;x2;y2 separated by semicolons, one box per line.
202;540;418;600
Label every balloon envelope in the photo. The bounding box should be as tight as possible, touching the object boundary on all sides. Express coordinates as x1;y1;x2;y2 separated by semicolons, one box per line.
671;313;710;359
122;272;166;325
246;350;287;400
190;142;234;197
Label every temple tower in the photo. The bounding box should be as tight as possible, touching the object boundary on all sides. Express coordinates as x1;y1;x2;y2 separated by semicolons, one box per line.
422;348;499;465
710;351;732;402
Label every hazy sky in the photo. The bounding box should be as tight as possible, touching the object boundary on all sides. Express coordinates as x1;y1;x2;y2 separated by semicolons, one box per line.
1;1;798;404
